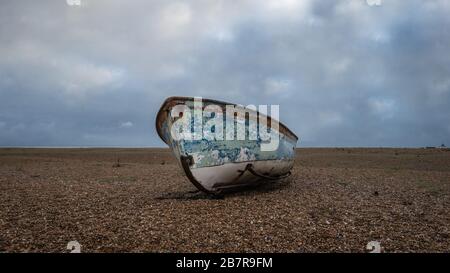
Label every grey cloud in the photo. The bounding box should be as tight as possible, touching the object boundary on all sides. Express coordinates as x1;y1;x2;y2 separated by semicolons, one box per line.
0;0;449;147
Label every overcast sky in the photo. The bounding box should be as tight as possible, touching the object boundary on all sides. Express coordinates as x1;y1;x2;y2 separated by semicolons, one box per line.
1;0;449;147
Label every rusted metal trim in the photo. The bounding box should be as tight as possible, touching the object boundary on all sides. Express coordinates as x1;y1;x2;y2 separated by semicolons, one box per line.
179;155;217;195
155;96;299;145
244;163;291;180
212;163;290;188
213;181;261;191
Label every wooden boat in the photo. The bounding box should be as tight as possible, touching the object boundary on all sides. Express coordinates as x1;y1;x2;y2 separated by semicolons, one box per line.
156;96;298;194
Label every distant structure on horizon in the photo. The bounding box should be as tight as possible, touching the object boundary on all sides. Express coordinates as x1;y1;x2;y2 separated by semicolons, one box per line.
425;144;447;149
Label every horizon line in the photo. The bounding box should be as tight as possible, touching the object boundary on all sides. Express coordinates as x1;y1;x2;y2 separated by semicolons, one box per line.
0;146;446;149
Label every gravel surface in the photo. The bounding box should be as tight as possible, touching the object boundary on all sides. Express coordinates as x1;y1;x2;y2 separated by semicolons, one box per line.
0;148;449;252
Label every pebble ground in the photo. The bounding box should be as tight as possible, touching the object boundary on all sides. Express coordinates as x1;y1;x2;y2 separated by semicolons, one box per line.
0;148;449;252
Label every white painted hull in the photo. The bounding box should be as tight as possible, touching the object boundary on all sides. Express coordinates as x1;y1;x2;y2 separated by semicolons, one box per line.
191;159;294;192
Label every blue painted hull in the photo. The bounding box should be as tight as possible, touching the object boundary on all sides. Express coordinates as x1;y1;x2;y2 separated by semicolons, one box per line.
156;97;298;194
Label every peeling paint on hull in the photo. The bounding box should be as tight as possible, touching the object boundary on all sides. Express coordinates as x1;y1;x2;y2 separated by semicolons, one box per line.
156;96;299;194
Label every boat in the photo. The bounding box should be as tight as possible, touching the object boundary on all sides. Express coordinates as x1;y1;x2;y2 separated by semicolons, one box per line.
156;96;298;195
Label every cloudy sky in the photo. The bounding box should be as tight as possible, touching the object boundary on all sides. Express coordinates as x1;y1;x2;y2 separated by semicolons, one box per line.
1;0;449;147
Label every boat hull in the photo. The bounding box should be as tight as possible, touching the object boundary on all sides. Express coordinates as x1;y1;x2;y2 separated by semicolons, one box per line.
190;160;294;192
156;96;298;194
